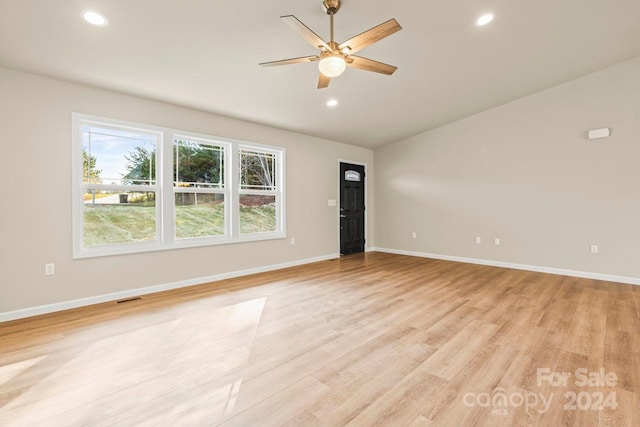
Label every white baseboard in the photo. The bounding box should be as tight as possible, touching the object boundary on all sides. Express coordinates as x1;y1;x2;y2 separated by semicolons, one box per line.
0;253;339;323
371;247;640;286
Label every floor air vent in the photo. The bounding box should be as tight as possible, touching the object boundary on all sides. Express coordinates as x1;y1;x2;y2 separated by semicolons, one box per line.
115;297;142;304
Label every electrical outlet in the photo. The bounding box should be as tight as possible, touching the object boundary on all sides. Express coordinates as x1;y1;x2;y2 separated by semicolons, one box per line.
591;244;599;254
45;263;55;276
290;238;296;245
476;236;482;244
494;238;501;246
412;232;417;239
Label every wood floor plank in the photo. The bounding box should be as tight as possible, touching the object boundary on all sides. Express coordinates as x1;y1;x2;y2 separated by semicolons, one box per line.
217;376;331;426
0;252;638;426
345;370;447;426
309;332;437;425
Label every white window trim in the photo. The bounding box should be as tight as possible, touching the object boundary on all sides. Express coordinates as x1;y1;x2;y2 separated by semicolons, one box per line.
72;113;285;258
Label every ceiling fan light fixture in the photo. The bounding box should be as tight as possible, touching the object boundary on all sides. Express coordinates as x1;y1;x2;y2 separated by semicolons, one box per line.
476;13;494;26
319;55;346;78
83;11;108;27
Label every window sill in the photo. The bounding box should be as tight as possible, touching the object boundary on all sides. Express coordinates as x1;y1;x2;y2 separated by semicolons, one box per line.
73;233;286;259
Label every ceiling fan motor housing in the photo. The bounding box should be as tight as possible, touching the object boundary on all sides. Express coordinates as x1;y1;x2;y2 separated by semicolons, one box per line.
323;0;341;14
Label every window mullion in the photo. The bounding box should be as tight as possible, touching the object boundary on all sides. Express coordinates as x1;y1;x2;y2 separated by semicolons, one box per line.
230;143;240;239
82;184;158;193
174;187;226;194
162;132;174;245
277;150;285;235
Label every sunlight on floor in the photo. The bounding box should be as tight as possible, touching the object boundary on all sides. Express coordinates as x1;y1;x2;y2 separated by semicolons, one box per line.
0;297;267;425
0;355;47;387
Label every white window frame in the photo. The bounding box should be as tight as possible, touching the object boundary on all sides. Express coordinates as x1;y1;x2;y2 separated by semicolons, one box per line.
235;145;285;241
172;135;231;244
72;113;285;258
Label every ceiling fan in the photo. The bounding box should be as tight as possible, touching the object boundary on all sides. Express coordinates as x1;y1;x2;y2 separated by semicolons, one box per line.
259;0;402;89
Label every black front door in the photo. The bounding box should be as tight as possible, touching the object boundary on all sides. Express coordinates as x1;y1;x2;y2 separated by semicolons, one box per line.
340;162;365;255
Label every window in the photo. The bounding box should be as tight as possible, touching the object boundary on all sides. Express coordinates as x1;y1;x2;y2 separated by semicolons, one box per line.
239;148;279;234
345;170;361;182
174;137;228;240
80;123;160;249
72;114;285;258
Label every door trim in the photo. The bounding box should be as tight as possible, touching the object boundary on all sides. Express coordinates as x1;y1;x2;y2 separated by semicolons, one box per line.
338;159;368;255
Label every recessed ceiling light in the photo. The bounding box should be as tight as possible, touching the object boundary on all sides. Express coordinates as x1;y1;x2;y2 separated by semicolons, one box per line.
326;99;339;108
476;13;494;26
83;11;108;27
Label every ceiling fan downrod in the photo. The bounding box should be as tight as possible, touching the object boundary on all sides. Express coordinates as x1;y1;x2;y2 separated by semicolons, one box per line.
323;0;340;44
322;0;341;15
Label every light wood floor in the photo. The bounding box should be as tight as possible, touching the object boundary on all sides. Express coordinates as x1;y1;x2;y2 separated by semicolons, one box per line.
1;252;639;426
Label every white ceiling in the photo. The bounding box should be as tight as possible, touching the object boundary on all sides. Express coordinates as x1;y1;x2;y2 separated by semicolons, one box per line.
1;0;639;148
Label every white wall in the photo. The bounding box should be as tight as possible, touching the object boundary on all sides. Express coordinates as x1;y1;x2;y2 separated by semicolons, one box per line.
375;57;640;279
0;67;374;316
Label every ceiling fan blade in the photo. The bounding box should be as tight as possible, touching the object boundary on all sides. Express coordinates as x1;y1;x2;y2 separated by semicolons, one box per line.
318;73;331;89
347;55;398;75
260;55;320;67
338;18;402;55
281;15;332;51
